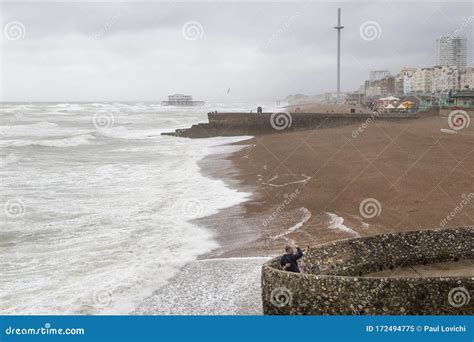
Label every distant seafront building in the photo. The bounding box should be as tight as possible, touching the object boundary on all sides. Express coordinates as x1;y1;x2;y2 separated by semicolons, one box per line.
369;70;390;82
398;68;416;95
380;76;395;96
461;67;474;89
435;36;468;70
432;65;460;92
161;94;205;106
412;68;433;94
358;35;472;99
365;70;392;97
403;74;413;95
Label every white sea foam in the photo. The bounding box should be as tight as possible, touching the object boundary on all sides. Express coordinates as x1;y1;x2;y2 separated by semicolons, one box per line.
0;102;254;315
135;257;269;315
261;174;311;187
272;207;311;240
326;212;360;236
0;122;92;137
95;126;164;140
1;134;96;148
0;153;19;167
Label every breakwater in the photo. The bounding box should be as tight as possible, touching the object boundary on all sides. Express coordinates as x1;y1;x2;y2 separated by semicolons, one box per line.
161;109;437;138
261;226;473;315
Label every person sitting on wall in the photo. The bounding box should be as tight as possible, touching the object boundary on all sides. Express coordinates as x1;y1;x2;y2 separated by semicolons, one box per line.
280;245;309;273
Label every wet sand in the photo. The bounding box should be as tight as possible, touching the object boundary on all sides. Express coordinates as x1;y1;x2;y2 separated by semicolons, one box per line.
197;114;474;258
139;114;473;315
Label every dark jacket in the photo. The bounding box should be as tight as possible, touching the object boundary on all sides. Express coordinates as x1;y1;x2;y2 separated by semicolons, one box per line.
280;247;303;273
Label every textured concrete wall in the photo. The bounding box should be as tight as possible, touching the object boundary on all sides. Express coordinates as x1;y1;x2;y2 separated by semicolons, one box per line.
162;111;427;138
261;227;473;315
207;112;418;132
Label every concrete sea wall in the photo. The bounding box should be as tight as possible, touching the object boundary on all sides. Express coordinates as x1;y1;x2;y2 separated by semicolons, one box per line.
261;226;473;315
162;109;440;138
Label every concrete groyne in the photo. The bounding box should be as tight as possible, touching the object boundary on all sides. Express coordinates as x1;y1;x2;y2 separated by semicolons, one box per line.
261;226;473;315
161;108;439;138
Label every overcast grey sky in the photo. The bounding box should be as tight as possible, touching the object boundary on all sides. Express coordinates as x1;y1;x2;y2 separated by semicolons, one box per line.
0;0;473;102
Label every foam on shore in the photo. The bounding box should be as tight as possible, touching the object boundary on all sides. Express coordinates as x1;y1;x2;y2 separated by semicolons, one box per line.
135;257;269;315
326;212;360;236
0;102;257;315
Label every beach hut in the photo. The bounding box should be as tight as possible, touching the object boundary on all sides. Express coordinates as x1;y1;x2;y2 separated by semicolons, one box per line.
396;103;407;112
380;96;400;102
378;96;400;108
453;90;474;107
401;100;415;109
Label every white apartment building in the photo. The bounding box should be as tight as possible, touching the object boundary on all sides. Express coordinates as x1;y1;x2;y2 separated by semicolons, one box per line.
366;82;381;97
412;68;433;94
403;74;413;95
369;70;391;82
435;36;468;70
432;65;460;93
460;67;474;90
397;68;416;95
